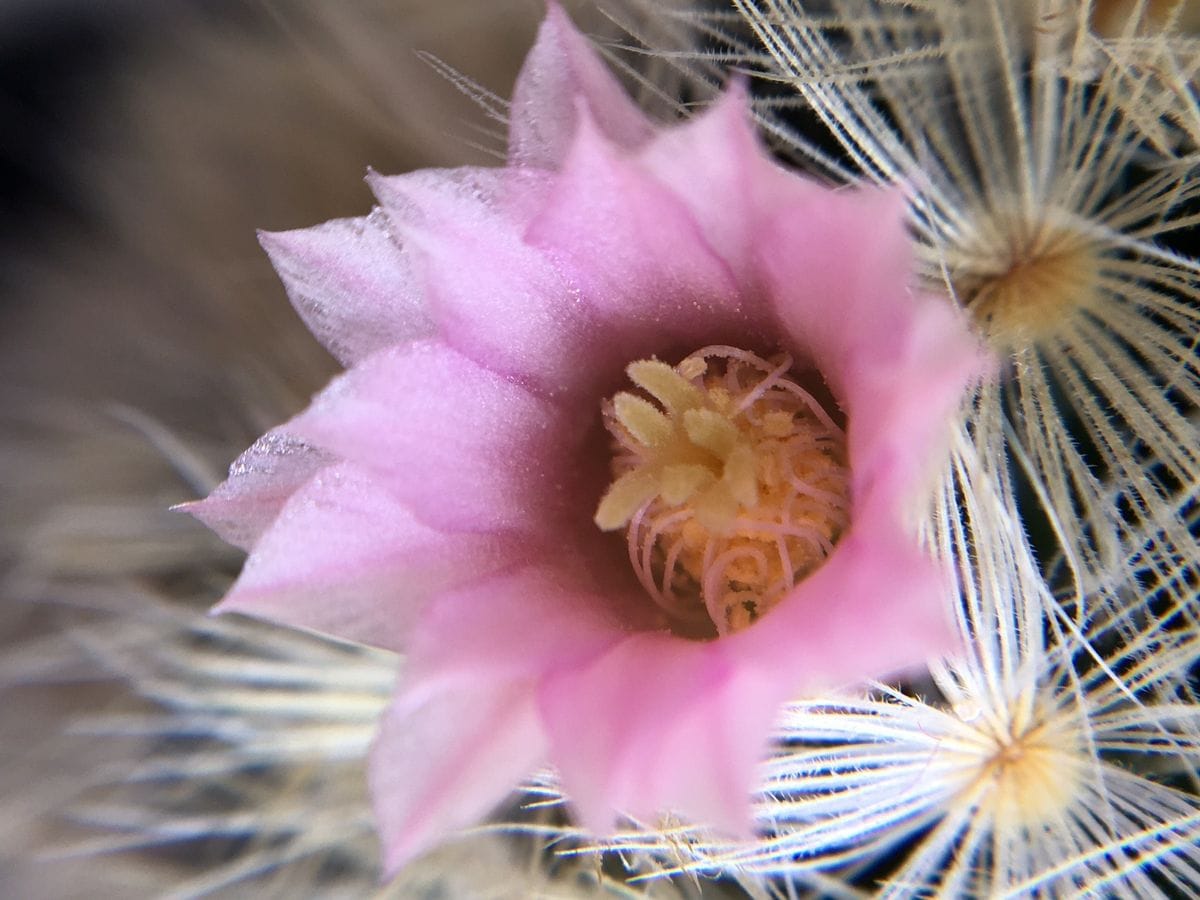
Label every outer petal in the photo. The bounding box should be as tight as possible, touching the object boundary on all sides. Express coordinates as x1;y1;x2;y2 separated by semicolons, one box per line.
368;166;547;237
371;679;547;876
538;634;781;837
526;108;761;363
214;462;526;653
368;167;602;396
373;566;646;870
182;428;333;551
260;210;434;366
287;339;579;535
508;2;653;168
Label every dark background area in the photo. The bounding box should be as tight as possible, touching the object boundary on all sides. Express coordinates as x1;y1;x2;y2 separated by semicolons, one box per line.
0;4;155;243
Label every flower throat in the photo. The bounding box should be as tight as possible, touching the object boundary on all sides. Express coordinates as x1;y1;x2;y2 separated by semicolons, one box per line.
595;346;850;638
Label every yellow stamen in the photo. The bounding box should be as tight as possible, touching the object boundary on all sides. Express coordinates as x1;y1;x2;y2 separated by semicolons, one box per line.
595;346;851;637
613;393;672;448
627;359;705;414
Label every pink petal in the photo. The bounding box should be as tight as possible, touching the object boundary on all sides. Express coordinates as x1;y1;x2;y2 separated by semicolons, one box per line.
535;528;957;841
637;84;799;287
401;566;642;695
260;210;433;366
538;633;781;837
371;678;547;875
181;429;333;551
760;185;987;515
368;167;602;396
367;166;547;233
847;294;987;522
214;462;526;653
370;565;642;870
508;3;653;168
760;187;922;384
525;107;760;362
734;524;957;689
287;339;579;534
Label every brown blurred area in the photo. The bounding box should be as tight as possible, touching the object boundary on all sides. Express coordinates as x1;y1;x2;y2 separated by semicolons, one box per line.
1;0;553;448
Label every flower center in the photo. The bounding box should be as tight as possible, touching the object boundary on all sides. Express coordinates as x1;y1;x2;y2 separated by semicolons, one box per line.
961;702;1088;837
594;346;850;637
944;207;1101;348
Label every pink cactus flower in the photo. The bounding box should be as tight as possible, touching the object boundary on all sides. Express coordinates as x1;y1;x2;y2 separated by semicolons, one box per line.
186;4;987;874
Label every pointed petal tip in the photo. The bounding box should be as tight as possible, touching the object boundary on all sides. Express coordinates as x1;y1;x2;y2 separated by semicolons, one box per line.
363;167;386;193
169;498;200;516
173;494;231;532
368;681;547;880
509;2;653;167
539;1;586;51
713;74;753;113
255;224;332;261
255;225;298;257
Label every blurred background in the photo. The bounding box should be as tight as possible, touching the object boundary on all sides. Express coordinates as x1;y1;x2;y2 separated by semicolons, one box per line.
0;2;695;896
